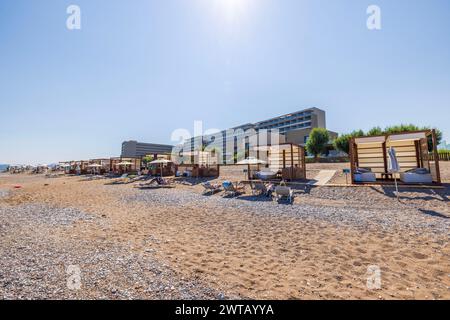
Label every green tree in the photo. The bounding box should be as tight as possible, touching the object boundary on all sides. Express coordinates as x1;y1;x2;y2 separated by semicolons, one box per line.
351;129;365;137
424;127;442;147
333;130;365;154
385;124;442;150
367;126;383;136
333;134;352;154
384;124;419;134
306;128;330;160
142;155;154;166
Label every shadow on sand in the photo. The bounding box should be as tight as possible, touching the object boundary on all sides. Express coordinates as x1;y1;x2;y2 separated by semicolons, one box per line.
369;185;450;203
369;185;449;219
418;208;449;219
175;177;217;186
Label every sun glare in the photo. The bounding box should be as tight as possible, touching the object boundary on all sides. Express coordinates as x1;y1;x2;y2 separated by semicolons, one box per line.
214;0;251;22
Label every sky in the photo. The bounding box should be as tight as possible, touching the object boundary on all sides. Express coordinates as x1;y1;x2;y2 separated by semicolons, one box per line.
0;0;449;165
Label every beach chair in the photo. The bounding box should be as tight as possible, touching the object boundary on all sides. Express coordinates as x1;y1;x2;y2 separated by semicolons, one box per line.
137;177;175;189
222;181;245;197
108;173;129;184
128;175;147;183
202;182;221;195
250;181;267;196
274;186;294;203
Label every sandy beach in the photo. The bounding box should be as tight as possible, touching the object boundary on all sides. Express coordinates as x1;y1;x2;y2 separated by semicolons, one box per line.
0;163;449;300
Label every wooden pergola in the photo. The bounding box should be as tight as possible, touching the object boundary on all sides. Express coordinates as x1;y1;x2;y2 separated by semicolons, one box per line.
349;130;441;184
68;160;90;174
88;158;111;174
252;143;306;181
110;157;142;174
175;151;220;178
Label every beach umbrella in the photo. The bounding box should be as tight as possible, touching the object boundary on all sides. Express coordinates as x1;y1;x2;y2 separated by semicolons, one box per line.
237;157;267;180
237;157;267;165
149;159;172;177
388;147;400;200
88;164;102;167
117;161;132;166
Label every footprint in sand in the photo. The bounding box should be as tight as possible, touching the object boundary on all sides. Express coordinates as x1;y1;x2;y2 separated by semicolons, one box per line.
411;252;428;260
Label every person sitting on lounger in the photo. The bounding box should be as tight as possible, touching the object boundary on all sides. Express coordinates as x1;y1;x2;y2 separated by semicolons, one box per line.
265;183;275;198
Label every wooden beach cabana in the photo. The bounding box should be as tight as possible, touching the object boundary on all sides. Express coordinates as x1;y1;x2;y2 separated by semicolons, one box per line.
110;157;142;174
251;143;306;181
88;158;111;174
59;162;74;174
68;160;90;174
349;130;441;185
175;151;220;178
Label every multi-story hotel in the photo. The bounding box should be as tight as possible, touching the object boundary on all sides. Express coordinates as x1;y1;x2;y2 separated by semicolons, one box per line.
121;141;174;158
179;107;337;164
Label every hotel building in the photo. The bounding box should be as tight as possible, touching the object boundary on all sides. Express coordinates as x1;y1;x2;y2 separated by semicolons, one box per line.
121;141;174;158
179;107;337;164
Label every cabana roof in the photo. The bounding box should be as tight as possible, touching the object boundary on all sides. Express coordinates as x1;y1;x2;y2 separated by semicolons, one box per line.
354;131;429;145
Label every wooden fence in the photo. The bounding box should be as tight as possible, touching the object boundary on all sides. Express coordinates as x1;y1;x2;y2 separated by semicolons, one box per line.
429;152;450;161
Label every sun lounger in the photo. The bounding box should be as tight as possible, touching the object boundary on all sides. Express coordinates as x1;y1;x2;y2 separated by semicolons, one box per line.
256;169;278;180
353;168;376;183
108;174;149;185
250;181;267;196
108;173;130;184
222;181;245;197
202;182;221;195
274;186;294;203
137;177;175;189
138;183;175;189
128;175;148;183
400;168;433;184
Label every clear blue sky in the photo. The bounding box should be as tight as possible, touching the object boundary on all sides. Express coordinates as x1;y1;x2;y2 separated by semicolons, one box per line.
1;0;449;164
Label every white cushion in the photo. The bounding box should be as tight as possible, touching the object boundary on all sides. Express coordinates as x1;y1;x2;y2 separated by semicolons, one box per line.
354;172;376;182
400;172;433;184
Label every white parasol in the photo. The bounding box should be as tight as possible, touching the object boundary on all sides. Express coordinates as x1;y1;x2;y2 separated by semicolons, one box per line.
237;157;267;180
149;159;172;177
388;147;400;200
